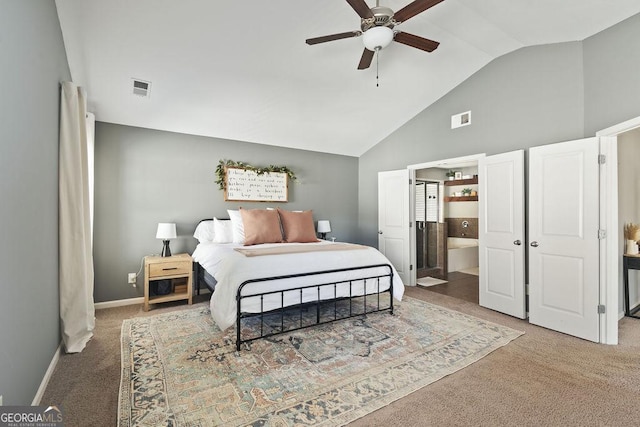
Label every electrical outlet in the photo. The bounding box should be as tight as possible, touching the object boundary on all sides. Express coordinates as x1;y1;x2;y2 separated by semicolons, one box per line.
128;273;137;284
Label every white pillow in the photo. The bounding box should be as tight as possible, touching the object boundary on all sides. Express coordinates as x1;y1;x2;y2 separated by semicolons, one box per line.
213;218;234;243
227;209;245;244
193;220;214;243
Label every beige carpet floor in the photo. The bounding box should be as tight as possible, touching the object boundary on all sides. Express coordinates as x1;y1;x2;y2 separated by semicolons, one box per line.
42;288;640;426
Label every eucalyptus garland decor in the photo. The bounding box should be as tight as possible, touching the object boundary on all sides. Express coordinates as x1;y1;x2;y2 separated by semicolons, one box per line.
215;159;297;190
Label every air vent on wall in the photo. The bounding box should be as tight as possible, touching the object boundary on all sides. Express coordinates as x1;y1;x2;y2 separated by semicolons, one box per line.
451;111;471;129
132;78;151;97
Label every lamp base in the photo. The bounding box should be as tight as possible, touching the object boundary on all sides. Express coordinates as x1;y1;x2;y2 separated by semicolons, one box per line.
161;240;172;257
319;233;327;240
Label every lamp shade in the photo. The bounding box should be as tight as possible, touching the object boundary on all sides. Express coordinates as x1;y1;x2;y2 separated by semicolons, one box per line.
362;26;394;51
317;220;331;234
156;223;176;240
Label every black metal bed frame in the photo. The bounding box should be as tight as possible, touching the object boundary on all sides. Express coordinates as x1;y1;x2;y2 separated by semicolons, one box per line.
234;263;393;351
193;261;211;296
192;220;394;351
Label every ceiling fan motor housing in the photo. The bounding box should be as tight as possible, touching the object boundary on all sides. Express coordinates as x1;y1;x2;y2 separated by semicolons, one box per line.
361;6;396;31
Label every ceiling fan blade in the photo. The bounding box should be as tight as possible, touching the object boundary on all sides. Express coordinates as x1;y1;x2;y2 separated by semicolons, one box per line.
357;48;375;70
394;32;440;52
306;31;361;45
393;0;445;23
346;0;373;18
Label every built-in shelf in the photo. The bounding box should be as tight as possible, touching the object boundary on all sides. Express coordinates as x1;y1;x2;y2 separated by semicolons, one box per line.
444;196;479;202
444;177;478;186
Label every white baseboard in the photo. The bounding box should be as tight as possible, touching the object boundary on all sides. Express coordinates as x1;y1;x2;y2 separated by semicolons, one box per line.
94;297;144;310
32;342;63;405
94;290;209;311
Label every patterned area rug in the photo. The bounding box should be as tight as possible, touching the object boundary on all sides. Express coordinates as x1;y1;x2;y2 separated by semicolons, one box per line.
118;297;523;426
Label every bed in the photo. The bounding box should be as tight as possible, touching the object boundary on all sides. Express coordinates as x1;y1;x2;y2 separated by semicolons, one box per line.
192;209;405;350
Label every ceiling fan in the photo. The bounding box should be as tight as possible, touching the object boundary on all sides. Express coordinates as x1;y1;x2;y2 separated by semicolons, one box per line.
306;0;444;70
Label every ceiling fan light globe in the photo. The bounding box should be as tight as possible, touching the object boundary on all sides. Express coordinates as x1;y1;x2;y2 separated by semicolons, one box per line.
362;26;393;51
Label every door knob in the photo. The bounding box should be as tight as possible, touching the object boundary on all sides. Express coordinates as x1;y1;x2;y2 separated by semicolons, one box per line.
530;241;539;247
513;240;521;246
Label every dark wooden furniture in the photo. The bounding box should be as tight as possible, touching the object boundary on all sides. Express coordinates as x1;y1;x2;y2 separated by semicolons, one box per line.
623;254;640;318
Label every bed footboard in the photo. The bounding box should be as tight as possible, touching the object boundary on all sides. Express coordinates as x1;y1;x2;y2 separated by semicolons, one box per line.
235;264;394;351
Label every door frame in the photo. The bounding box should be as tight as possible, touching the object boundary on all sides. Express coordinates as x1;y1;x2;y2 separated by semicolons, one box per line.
397;117;640;345
407;153;486;288
597;115;640;345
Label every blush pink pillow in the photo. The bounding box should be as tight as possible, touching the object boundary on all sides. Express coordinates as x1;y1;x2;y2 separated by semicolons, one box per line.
239;208;284;246
277;209;319;243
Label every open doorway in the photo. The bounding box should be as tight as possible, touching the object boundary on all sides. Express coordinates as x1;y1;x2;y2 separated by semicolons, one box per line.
412;157;482;305
597;116;640;344
617;127;640;316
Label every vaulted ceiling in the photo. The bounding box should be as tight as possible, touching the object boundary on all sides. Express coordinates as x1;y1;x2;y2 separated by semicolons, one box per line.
55;0;640;156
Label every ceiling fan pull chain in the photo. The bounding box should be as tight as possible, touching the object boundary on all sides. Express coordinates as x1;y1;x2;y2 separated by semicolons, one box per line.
376;48;380;87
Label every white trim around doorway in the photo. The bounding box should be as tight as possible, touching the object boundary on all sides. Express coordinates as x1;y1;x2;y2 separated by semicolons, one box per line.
597;115;640;345
407;153;487;171
407;153;486;292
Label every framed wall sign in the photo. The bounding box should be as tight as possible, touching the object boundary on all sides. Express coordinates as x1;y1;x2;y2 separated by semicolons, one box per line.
224;167;288;202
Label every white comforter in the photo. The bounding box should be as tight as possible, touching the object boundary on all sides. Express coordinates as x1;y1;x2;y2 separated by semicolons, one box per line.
192;241;404;330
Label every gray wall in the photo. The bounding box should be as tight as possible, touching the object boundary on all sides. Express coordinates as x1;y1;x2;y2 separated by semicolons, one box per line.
94;123;358;302
358;42;586;247
358;13;640;247
0;1;71;405
583;13;640;135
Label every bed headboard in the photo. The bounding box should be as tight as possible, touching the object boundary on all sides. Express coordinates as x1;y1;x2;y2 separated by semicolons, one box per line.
198;218;230;224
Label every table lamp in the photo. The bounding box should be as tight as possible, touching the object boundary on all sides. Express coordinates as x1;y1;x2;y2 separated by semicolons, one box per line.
156;223;177;257
317;220;331;240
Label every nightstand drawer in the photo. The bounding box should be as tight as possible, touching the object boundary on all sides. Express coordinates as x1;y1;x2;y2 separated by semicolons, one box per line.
149;261;190;278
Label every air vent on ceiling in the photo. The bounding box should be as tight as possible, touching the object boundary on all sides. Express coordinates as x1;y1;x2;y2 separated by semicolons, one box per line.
132;78;151;97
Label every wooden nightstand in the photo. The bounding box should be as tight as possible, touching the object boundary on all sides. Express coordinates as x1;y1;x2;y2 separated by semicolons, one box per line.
623;254;640;318
144;253;193;311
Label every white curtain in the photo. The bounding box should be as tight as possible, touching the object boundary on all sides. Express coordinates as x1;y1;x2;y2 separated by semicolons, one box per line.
59;82;95;353
86;112;95;241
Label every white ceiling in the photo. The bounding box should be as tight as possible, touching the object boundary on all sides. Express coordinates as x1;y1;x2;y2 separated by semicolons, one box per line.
55;0;640;156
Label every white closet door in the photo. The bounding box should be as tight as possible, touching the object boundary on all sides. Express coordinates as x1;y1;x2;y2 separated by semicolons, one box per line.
528;137;600;342
378;169;411;285
478;150;526;319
